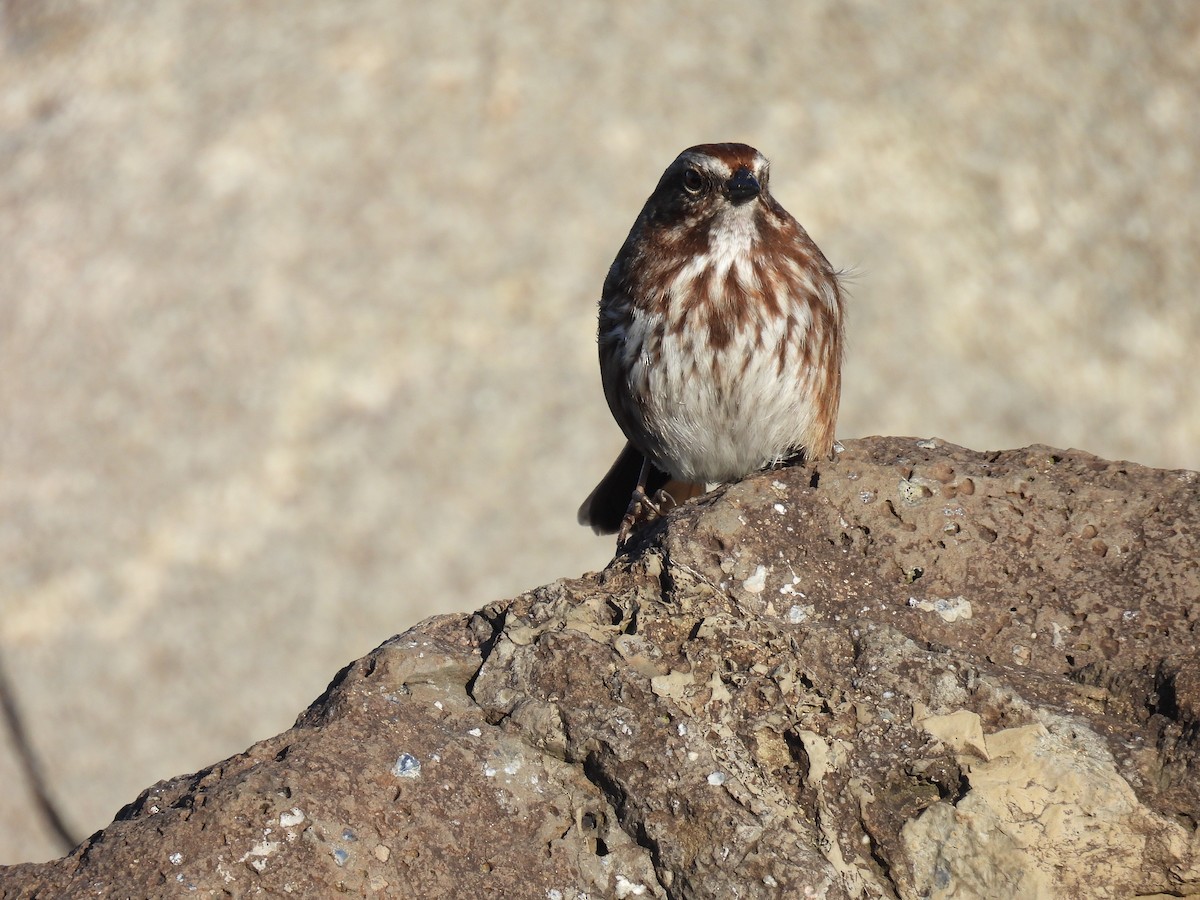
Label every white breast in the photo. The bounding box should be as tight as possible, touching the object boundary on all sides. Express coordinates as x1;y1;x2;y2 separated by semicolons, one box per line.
621;252;827;484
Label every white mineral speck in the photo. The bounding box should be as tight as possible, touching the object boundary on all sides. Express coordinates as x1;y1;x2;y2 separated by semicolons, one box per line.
392;752;422;778
742;565;767;594
908;595;973;623
169;852;183;865
279;808;305;828
615;875;648;897
707;772;726;786
238;840;281;869
773;503;786;514
468;727;482;737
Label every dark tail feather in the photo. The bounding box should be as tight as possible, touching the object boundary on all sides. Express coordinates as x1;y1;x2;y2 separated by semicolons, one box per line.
578;441;651;534
579;441;702;535
577;441;667;534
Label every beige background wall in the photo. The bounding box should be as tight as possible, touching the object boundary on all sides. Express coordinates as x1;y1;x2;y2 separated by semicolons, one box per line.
1;1;1197;863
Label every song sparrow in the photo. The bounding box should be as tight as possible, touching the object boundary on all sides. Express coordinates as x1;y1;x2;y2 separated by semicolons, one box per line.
578;143;844;544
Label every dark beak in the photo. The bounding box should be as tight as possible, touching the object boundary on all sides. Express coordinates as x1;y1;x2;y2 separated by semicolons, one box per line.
726;166;761;203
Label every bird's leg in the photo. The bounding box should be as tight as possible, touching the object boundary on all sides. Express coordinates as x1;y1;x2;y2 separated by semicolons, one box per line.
617;469;708;547
617;456;665;546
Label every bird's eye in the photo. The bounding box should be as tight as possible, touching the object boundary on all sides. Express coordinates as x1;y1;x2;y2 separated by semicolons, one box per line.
682;169;704;194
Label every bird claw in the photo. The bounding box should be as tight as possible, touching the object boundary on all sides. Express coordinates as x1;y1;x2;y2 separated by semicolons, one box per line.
616;487;677;547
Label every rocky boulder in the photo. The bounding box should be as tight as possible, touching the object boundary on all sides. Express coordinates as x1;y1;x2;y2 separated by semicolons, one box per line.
2;437;1198;898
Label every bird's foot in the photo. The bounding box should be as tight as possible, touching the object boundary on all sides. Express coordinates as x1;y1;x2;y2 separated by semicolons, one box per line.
616;487;680;547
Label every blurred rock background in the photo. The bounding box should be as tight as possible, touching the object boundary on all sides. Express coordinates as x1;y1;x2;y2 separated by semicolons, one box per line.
0;0;1196;864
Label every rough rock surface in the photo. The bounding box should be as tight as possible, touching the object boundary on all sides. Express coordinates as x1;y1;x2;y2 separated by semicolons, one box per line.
2;437;1198;898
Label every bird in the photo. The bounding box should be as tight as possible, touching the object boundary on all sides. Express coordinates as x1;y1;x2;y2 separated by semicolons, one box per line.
578;143;844;544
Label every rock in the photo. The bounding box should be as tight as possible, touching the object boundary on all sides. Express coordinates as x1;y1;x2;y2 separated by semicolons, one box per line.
2;437;1198;898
